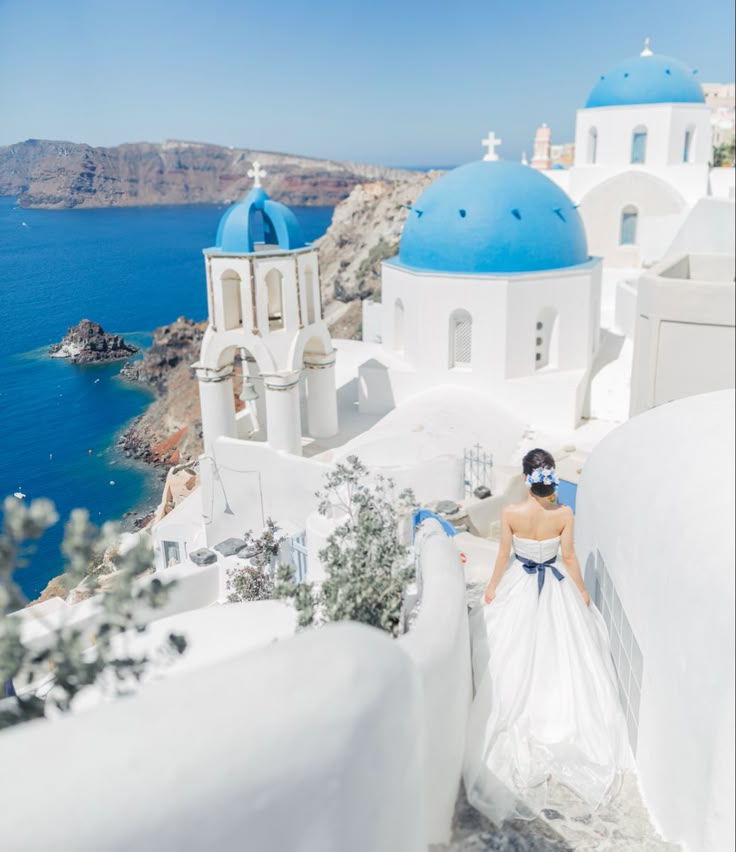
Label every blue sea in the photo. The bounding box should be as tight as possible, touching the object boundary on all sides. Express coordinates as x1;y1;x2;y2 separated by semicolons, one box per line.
0;197;333;599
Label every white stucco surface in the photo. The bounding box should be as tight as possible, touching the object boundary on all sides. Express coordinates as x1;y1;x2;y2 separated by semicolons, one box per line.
629;253;736;415
574;390;735;852
0;623;426;852
399;522;472;844
375;258;601;430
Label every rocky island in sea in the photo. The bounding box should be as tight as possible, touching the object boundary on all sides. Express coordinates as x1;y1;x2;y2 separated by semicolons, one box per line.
49;319;139;363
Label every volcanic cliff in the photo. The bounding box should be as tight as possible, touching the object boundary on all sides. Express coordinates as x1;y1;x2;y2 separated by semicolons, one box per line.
0;139;415;210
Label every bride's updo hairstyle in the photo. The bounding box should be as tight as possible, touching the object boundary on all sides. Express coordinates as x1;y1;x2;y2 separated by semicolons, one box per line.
522;448;557;498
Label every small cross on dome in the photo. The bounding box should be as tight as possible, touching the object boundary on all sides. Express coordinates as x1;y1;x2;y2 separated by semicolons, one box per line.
248;161;267;188
481;132;502;162
641;37;653;57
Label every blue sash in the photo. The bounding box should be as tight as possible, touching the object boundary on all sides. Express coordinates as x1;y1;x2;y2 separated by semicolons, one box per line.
516;555;564;595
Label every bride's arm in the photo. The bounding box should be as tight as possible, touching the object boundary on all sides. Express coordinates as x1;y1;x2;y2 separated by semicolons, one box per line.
483;508;513;604
560;509;590;606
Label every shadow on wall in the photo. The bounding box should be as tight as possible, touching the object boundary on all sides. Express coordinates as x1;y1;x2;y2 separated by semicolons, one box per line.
359;358;396;416
581;327;626;416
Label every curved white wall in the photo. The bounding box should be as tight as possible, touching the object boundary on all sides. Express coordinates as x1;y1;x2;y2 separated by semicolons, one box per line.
574;390;735;852
399;523;472;844
577;170;686;267
0;623;426;852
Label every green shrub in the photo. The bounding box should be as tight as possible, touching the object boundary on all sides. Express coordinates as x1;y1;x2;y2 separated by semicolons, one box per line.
0;497;186;729
276;457;416;637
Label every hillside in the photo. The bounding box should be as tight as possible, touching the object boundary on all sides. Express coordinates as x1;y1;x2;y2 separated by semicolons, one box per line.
0;138;415;209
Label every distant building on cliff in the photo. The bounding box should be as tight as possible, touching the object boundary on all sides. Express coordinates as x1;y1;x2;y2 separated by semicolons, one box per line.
529;124;575;171
703;82;736;151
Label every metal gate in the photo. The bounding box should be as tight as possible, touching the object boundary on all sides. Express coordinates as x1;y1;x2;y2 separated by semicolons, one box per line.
464;443;493;497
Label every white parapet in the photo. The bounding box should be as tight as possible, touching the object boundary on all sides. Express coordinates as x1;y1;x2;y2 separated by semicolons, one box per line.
0;622;426;852
399;520;472;845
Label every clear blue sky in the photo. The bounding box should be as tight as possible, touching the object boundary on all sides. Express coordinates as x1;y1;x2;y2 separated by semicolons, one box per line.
0;0;733;166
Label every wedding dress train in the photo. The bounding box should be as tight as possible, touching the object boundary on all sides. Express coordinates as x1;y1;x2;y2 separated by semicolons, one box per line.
463;535;632;823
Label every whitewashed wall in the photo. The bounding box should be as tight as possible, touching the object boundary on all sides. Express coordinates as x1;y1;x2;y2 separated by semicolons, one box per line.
576;170;687;267
664;196;736;257
399;522;472;844
571;103;712;203
0;623;426;852
629;254;736;415
372;260;600;430
574;390;735;852
709;168;735;200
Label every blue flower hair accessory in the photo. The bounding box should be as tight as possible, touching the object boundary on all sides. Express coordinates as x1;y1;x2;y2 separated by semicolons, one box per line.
526;466;559;487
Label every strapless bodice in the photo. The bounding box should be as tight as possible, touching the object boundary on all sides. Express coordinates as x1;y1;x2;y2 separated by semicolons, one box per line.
512;535;561;563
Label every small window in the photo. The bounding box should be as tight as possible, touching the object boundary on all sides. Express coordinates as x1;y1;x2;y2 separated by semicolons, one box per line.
535;308;559;370
683;128;694;163
450;309;472;368
631;127;647;164
305;267;316;325
265;268;284;331
394;299;405;353
620;206;638;246
588;127;598;164
163;541;182;568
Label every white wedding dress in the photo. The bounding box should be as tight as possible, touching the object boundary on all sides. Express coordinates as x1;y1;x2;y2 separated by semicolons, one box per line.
463;534;632;823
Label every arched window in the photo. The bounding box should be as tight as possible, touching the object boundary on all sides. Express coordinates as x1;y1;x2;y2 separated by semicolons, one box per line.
304;267;316;325
683;127;695;163
394;299;405;353
588;127;598;164
631;126;648;164
265;268;284;331
535;308;559;370
221;270;242;331
450;309;472;368
620;205;638;246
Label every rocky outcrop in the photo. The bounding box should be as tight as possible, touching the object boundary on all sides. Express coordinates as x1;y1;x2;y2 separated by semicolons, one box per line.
0;139;416;210
49;319;138;363
314;172;439;337
118;317;206;466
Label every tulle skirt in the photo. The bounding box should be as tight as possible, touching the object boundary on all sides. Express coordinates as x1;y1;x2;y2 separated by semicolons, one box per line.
463;557;632;824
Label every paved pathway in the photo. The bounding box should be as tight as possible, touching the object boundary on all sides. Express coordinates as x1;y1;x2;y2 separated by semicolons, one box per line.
433;773;679;851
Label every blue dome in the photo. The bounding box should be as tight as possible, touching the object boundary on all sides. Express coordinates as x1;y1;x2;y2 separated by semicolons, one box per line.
398;161;589;275
586;53;704;108
214;187;306;254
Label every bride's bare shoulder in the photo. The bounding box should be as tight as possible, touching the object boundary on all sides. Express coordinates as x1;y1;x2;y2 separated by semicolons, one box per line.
502;501;527;519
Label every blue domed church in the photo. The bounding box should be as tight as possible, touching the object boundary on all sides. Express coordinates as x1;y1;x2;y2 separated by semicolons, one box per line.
359;160;602;430
541;41;716;270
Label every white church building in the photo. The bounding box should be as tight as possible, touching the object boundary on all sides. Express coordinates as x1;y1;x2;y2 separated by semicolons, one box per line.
362;160;602;431
523;41;736;419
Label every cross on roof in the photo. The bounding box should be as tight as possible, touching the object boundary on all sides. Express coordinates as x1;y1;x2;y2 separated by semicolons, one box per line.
481;132;502;162
248;161;267;188
641;37;653;57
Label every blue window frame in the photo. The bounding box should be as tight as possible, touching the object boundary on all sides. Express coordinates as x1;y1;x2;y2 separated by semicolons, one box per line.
683;129;693;163
620;208;638;245
631;130;647;164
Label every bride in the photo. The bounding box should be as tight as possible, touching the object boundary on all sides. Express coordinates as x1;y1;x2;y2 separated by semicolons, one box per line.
463;448;631;823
